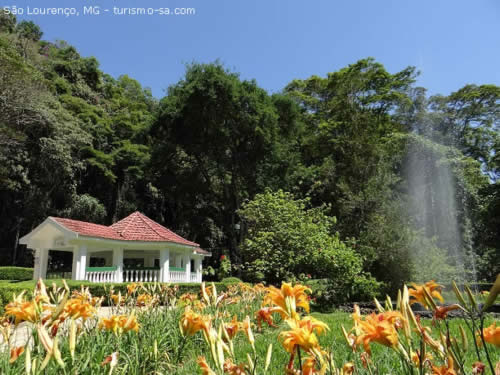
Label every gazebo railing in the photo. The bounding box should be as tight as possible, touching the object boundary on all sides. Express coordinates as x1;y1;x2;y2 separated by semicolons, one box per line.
169;267;186;283
85;266;118;283
124;268;160;283
84;266;199;283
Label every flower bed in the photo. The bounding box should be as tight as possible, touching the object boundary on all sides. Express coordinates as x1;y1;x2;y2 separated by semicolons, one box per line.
0;277;498;374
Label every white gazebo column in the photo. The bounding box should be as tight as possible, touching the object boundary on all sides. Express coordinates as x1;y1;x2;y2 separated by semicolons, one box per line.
159;249;170;282
71;248;78;280
33;249;41;280
75;245;88;281
38;248;49;280
112;248;124;283
195;257;202;282
184;254;191;282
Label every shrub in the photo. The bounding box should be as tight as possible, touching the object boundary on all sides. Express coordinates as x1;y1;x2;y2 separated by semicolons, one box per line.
0;266;33;280
221;277;242;284
238;190;380;301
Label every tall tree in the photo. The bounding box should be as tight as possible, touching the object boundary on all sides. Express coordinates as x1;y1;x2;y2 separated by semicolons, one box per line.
152;63;279;260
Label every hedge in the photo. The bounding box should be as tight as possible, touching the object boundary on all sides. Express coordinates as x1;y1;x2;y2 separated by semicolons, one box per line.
0;280;238;314
0;267;33;281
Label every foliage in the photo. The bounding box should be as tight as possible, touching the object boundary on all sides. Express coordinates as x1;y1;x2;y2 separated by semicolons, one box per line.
0;18;498;294
217;255;232;280
0;280;239;314
15;21;43;41
0;267;33;281
60;193;107;224
0;278;498;374
220;276;242;284
152;62;281;265
238;190;379;302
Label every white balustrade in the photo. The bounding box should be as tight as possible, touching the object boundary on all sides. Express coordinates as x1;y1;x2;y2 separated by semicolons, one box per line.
123;269;160;283
169;270;186;283
85;269;118;283
84;267;200;283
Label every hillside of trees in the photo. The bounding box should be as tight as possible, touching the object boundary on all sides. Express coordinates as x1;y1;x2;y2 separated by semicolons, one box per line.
1;14;499;294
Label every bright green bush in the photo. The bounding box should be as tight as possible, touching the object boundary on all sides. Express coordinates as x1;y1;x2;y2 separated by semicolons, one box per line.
221;276;242;284
238;190;380;302
0;266;33;280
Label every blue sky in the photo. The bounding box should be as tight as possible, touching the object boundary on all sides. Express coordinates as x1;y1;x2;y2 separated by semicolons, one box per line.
13;0;500;97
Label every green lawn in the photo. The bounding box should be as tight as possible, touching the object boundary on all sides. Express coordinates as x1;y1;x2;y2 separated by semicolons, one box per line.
171;310;498;374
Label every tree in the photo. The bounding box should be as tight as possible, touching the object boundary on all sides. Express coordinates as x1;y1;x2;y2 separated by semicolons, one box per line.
238;190;379;301
0;9;16;33
15;21;43;41
429;84;500;180
284;58;417;238
152;62;279;260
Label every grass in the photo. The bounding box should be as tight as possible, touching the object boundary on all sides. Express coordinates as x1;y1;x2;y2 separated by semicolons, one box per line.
168;311;498;374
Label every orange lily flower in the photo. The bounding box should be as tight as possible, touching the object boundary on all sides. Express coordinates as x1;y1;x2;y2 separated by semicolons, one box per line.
351;310;404;355
180;309;211;336
223;359;247;375
5;297;39;324
179;293;198;306
101;352;119;369
472;362;485;374
411;350;433;367
136;293;154;307
433;304;461;320
99;314;139;335
197;356;216;375
431;356;457;375
9;346;24;363
127;283;138;295
480;322;500;347
409;281;444;309
72;288;102;306
256;307;279;329
293;316;329;335
301;356;321;375
263;282;312;319
342;362;355;375
64;298;95;320
111;294;125;306
224;316;240;339
280;318;325;354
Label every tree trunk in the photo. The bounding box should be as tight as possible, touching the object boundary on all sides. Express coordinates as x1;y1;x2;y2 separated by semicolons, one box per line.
12;219;21;265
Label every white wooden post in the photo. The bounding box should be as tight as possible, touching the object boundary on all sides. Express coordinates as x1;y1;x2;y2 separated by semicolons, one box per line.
76;245;88;281
195;257;202;282
184;254;191;283
33;249;41;280
112;248;124;283
39;248;49;280
160;249;170;282
71;248;78;280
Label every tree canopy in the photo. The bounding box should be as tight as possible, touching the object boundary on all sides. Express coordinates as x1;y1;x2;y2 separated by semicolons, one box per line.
0;20;498;293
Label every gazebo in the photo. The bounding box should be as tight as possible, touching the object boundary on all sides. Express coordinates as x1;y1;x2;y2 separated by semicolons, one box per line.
19;212;211;283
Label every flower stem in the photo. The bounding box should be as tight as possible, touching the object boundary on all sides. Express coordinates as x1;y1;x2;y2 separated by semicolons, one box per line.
297;346;302;370
479;315;495;375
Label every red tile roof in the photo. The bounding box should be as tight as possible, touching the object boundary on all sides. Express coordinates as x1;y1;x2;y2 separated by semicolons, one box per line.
51;212;209;255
